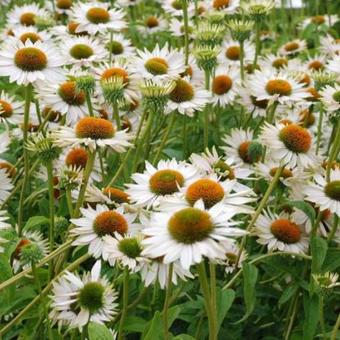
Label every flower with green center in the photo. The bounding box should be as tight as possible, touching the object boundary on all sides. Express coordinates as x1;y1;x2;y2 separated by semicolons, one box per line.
78;282;105;313
107;41;123;55
50;261;118;328
144;57;169;75
304;168;340;217
324;181;340;201
142;200;247;269
118;237;142;258
332;91;340;103
70;44;93;60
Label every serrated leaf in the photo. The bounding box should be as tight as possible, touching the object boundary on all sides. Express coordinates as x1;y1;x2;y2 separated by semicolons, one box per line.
23;216;49;232
217;288;235;331
88;322;113;340
311;236;327;273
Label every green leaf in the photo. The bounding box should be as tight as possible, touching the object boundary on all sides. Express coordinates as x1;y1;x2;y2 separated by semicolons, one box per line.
311;236;328;273
173;335;196;340
143;311;163;340
216;288;235;331
124;316;146;333
88;322;113;340
282;200;316;223
235;263;258;324
302;293;320;340
278;284;298;306
23;216;49;232
322;248;340;272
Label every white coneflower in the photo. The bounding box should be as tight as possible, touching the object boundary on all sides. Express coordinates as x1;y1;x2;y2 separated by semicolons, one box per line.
103;233;146;271
52;116;132;152
319;84;340;112
166;77;210;116
279;39;307;56
248;69;311;105
0;91;23;125
70;204;138;258
50;261;118;329
142;199;247;269
140;258;194;289
210;64;241;106
70;2;126;35
126;159;199;209
221;128;262;166
0;39;64;85
62;36;106;69
36;77;89;125
158;173;255;214
7;4;47;27
131;44;185;81
254;210;309;254
304;168;340;217
260;122;317;168
190;146;254;186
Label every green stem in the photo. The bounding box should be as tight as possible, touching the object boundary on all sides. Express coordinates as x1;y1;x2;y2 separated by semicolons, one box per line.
209;262;217;329
131;111;154;173
31;262;53;339
65;188;74;218
182;115;188;158
204;70;210;150
284;292;299;340
239;40;245;82
18;84;33;236
107;148;132;187
316;108;324;155
113;102;121;130
85;91;94;117
108;30;113;66
328;215;339;242
73;151;96;218
235;165;284;268
118;267;129;340
253;21;261;68
223;251;311;290
162;263;174;340
267;101;278;124
331;313;340;340
182;1;190;65
197;262;217;340
319;295;326;340
0;240;73;293
46;161;56;278
153;113;176;164
326;120;340;181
